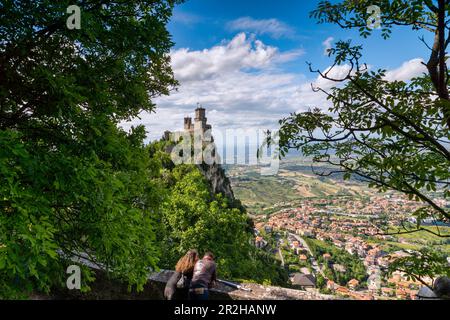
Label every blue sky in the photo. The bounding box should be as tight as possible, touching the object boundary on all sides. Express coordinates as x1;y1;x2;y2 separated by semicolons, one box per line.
169;0;428;72
123;0;432;142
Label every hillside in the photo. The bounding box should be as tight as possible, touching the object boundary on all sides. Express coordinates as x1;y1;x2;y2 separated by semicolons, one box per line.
226;158;376;215
227;156;450;254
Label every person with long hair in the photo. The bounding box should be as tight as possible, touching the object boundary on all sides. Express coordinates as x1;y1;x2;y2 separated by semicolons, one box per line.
164;249;199;300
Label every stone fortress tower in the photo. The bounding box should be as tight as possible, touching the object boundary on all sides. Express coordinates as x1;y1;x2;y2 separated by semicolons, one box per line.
162;105;235;201
162;104;213;142
184;105;212;134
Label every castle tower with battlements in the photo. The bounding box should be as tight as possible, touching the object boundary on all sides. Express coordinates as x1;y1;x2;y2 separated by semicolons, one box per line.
162;105;213;142
184;106;212;134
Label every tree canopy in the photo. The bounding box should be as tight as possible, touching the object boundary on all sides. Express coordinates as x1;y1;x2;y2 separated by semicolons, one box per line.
278;0;450;284
151;141;289;286
0;0;181;298
0;0;289;298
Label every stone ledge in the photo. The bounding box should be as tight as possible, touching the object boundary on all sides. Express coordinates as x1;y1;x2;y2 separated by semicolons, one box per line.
42;269;337;300
150;270;337;300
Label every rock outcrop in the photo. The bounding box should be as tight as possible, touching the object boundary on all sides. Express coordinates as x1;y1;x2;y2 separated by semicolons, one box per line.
163;107;236;204
198;162;235;203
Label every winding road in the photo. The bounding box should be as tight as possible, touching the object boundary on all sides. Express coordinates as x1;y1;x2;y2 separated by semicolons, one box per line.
289;232;326;277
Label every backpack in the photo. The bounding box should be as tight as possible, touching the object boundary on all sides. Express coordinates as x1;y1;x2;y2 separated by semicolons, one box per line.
176;273;190;289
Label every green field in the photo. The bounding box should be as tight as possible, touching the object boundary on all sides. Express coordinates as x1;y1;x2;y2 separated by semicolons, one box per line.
231;176;299;209
365;226;450;254
227;158;450;255
227;158;375;214
389;226;450;253
391;226;450;242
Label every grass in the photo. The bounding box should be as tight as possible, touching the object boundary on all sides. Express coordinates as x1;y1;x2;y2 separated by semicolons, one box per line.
369;226;450;254
227;159;450;253
389;226;450;242
385;226;450;254
228;160;375;214
232;176;299;210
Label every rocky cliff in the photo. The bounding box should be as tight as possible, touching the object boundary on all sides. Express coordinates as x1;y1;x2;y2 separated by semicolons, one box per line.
198;162;235;203
161;136;235;203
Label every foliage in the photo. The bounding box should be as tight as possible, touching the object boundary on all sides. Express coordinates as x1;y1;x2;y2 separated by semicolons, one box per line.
305;238;367;286
278;0;450;282
0;0;181;298
0;124;166;297
316;273;333;294
155;161;288;285
388;247;450;289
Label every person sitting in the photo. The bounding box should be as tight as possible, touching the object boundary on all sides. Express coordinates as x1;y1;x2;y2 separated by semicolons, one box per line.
188;251;217;300
164;249;199;300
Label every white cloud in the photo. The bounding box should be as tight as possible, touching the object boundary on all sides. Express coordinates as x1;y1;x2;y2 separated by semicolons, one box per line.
311;64;352;91
122;35;427;143
384;58;427;82
275;48;306;63
170;33;289;82
122;33;312;141
171;11;203;25
158;34;309;124
322;37;334;56
226;17;296;39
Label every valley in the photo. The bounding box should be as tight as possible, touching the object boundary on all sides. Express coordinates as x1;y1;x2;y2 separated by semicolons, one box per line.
226;157;450;299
